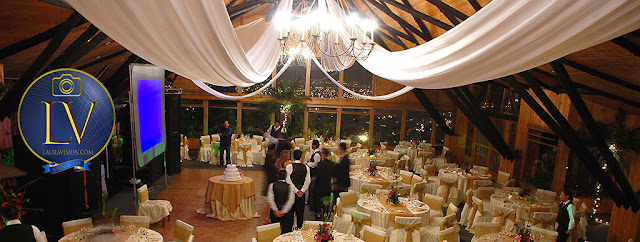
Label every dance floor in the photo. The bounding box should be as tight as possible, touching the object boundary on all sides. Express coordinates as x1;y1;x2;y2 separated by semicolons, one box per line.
148;168;269;241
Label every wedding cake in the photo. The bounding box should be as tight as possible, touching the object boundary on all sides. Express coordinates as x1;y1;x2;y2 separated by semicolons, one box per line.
221;164;242;181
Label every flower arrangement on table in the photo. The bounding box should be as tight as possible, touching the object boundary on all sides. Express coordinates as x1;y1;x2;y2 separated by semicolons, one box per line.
367;148;375;156
387;186;400;205
234;132;242;139
457;162;471;173
368;160;378;176
513;222;534;242
314;223;335;242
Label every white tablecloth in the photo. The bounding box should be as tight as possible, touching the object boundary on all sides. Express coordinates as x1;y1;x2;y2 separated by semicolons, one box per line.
439;168;491;192
350;167;402;194
59;227;163;242
356;196;431;229
273;230;364;242
490;190;558;222
471;232;518;242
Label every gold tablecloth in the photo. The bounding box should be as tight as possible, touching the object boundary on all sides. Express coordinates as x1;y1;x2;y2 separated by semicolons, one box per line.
273;230;364;242
205;176;255;214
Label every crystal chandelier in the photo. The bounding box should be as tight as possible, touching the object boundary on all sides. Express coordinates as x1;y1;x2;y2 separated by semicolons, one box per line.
274;0;377;70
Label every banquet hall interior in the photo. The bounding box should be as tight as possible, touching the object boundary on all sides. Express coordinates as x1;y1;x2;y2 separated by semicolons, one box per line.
0;0;639;241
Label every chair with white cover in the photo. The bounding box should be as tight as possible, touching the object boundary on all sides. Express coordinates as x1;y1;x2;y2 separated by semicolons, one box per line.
390;216;421;242
533;212;557;231
431;147;449;168
424;193;444;218
120;215;150;228
411;173;424;185
255;223;280;242
198;135;211;162
496;171;515;188
472;180;493;190
395;156;407;171
491;205;516;231
210;134;221;165
294;138;306;147
422;212;457;242
437;176;462;206
339;191;358;215
411;182;427;200
577;201;588;240
430;203;459;228
459;190;474;227
473;222;501;238
62;218;93;236
476;187;494;206
333;198;352;233
361;183;383;196
361;225;387;242
137;184;172;225
304;221;330;231
466;196;494;232
180;134;186;160
396;185;412;197
438;226;459;242
348;210;371;238
424;164;437;180
399;170;414;185
537;189;557;201
531;226;559;241
379;142;388;151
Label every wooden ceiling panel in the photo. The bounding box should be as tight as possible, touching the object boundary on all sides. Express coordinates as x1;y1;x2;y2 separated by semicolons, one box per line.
565;41;640;86
0;0;72;49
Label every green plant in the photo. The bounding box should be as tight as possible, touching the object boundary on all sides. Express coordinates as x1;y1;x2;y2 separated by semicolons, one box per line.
0;148;14;166
316;195;335;222
260;79;308;137
1;178;44;216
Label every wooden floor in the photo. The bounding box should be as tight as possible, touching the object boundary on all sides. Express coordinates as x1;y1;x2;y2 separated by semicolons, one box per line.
149;168;270;241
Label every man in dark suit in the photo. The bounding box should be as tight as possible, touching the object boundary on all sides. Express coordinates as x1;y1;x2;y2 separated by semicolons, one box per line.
219;120;234;166
332;143;351;201
556;190;576;242
0;205;46;242
285;150;311;229
310;148;335;220
267;170;296;233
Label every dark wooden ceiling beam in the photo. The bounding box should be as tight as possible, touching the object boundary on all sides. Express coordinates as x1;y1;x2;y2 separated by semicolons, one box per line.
42;24;100;71
611;36;640;57
427;0;468;21
76;48;129;70
378;0;453;30
467;0;483;12
364;0;430;43
427;0;461;25
560;57;640;92
106;54;139;96
0;17;87;60
505;74;627;206
347;0;413;47
412;89;455;135
401;0;433;41
551;61;639;210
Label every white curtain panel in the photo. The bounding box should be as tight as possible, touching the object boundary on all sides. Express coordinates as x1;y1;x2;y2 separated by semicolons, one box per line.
67;0;640;92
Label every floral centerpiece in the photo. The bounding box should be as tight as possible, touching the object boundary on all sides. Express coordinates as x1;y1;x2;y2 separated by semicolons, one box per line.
513;222;534;242
457;162;471;173
314;223;335;242
234;132;242;139
387;186;400;205
368;160;378;176
367;148;375;156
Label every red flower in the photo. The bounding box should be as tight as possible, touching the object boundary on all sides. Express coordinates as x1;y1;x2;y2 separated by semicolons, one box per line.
322;224;328;229
16;199;21;204
321;234;329;240
16;205;22;211
523;235;530;242
17;193;22;197
21;211;26;216
1;202;7;207
10;198;16;202
368;168;373;172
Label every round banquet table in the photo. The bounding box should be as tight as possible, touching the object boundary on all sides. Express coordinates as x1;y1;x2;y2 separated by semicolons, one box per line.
438;167;492;192
490;189;558;222
471;232;519;242
273;230;363;242
356;195;431;229
59;227;162;242
198;175;259;221
350;167;402;193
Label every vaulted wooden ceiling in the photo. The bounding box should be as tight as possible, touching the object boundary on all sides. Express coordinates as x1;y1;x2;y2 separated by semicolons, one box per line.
0;0;639;113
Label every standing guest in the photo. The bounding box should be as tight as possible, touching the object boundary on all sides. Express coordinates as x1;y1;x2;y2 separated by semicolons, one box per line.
306;140;322;170
275;150;292;171
219;120;234;166
310;148;335;220
267;170;296;234
332;143;350;201
263;152;278;196
285;150;311;230
274;133;292;158
266;121;284;144
0;205;46;242
556;190;576;242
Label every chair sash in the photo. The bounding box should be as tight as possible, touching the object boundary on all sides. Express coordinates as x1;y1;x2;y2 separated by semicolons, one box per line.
440;216;455;231
238;144;251;163
211;142;220;157
256;228;280;242
467;198;484;229
362;228;386;242
439;179;456;204
260;141;268;153
397;186;411;197
138;188;149;203
334;204;343;217
340;192;358;206
413;184;426;200
465;190;473;205
393;221;421;242
533;216;555;229
425;165;436;177
493;209;516;227
351;216;372;238
175;223;193;241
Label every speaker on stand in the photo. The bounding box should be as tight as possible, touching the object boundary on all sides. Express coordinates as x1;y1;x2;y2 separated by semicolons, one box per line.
165;88;182;175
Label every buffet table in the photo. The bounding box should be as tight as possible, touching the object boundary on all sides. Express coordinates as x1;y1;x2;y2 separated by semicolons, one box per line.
199;175;258;221
273;230;364;242
356;196;431;228
59;226;162;242
350;167;402;193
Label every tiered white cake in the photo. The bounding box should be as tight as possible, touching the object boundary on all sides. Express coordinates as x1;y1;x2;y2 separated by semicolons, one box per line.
221;164;242;181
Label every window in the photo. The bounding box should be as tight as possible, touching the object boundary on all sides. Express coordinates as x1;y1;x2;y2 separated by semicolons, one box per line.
523;128;559;190
405;111;432;143
309;63;339;98
181;106;203;138
208;108;236;135
374;109;401;145
341;109;370;142
309;111;337;139
342;62;373;99
242;109;268;136
277;64;306;97
434;111;455;144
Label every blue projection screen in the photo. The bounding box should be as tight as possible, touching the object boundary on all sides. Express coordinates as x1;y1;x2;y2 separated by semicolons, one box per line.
130;64;166;169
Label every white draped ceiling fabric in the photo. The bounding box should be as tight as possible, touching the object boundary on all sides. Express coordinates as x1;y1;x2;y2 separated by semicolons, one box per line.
67;0;640;99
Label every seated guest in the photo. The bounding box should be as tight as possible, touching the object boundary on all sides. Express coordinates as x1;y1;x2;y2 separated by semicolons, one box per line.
275;150;292;170
306;140;322;170
310;148;335;220
274;133;292;158
332;143;350;200
286;150;311;229
0;204;46;242
267;170;296;233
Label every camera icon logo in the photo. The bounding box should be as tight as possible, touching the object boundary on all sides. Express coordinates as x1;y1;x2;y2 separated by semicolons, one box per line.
52;74;81;97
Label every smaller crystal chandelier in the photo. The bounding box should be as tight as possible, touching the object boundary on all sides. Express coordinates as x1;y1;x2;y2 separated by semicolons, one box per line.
274;0;377;70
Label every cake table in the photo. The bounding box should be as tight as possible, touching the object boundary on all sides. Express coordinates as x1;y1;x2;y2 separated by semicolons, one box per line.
199;174;259;221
